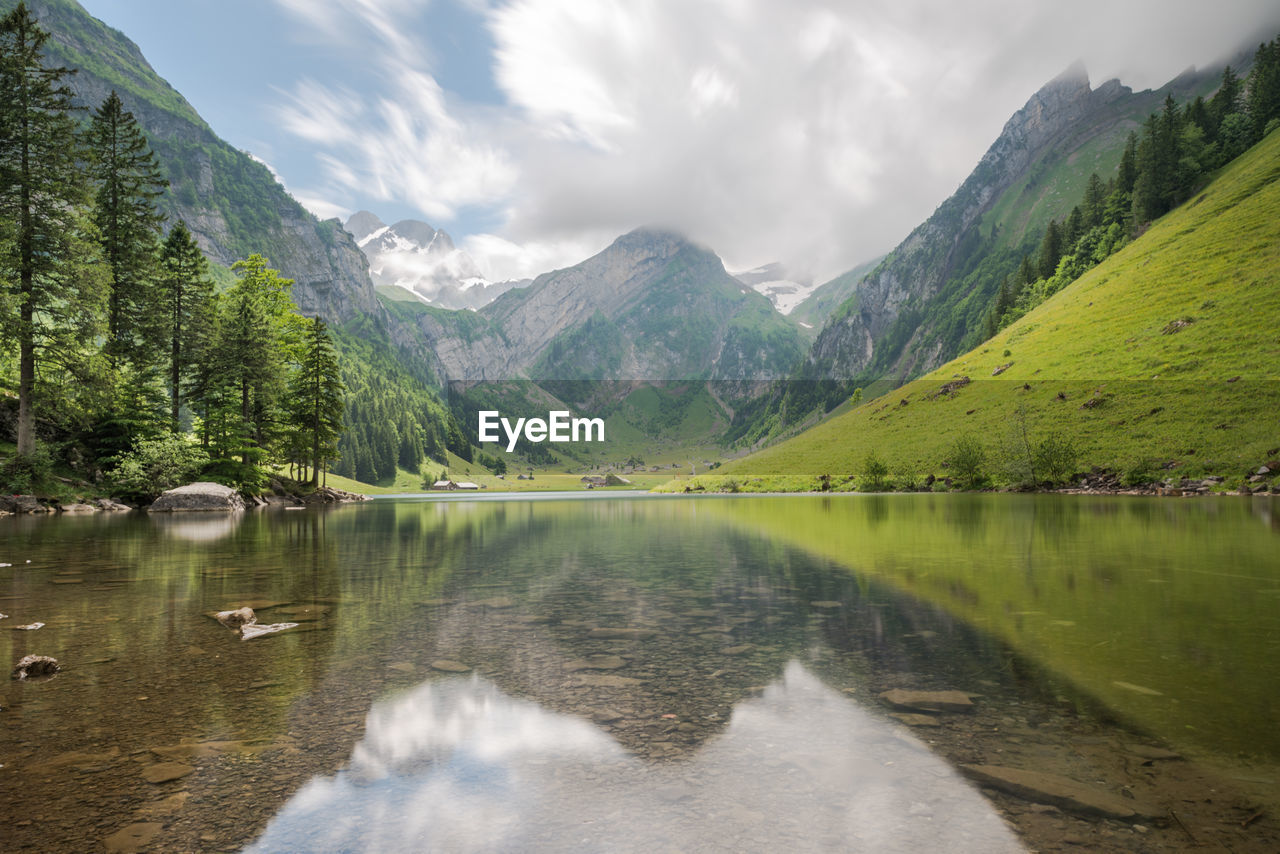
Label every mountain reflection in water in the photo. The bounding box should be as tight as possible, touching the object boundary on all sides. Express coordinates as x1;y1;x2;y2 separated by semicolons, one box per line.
246;662;1022;853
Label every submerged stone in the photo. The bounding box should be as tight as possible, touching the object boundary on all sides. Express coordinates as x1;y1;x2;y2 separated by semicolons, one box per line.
1126;743;1183;761
878;688;974;713
961;764;1159;819
565;655;627;671
890;712;943;728
11;654;59;679
103;822;163;853
142;762;195;784
240;622;299;640
588;627;656;640
575;673;645;688
431;659;472;673
214;607;256;628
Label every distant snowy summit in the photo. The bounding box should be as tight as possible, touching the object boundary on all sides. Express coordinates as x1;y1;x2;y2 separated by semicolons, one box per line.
729;262;816;316
344;211;520;311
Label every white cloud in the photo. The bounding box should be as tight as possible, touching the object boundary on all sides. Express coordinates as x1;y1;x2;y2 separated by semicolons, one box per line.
272;0;1280;284
461;230;612;282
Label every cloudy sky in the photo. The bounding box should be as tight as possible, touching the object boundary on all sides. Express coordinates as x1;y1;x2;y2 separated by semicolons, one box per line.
80;0;1280;284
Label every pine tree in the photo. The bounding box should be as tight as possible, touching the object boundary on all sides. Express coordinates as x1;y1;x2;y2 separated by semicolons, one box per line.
1116;132;1139;197
0;4;103;456
1247;38;1280;142
1036;220;1062;279
218;254;300;463
290;316;344;486
158;221;214;432
87;91;166;368
1081;173;1106;229
1209;65;1243;129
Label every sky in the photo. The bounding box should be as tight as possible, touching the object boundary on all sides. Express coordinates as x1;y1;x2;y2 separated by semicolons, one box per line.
79;0;1280;284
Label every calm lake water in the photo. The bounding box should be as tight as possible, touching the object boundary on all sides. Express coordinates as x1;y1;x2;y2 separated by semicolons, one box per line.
1;493;1278;852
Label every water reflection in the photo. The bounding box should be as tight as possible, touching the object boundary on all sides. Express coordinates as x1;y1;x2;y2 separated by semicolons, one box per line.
247;663;1022;853
150;511;245;542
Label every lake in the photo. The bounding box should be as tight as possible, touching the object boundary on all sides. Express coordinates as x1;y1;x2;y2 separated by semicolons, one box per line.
2;493;1278;852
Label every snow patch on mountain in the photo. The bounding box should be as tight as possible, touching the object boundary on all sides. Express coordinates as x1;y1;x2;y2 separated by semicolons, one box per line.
730;263;817;315
344;211;519;311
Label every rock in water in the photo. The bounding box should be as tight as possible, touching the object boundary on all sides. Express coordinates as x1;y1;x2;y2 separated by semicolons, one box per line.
142;762;195;784
103;822;163;852
214;607;257;628
430;659;472;673
878;688;975;713
148;482;246;512
11;654;60;680
240;622;298;640
960;764;1159;819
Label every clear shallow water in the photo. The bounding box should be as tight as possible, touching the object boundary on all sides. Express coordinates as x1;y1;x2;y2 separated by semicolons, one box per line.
1;494;1278;852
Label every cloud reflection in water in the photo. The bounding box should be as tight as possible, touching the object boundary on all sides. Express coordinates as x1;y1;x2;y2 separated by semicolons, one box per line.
247;662;1023;852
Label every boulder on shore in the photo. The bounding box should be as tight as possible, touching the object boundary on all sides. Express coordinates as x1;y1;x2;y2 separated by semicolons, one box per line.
301;486;369;504
148;482;246;513
0;494;51;514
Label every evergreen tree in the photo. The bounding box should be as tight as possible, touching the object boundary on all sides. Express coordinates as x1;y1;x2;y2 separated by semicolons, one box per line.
1116;132;1139;196
1081;172;1106;229
1036;220;1062;279
1247;37;1280;142
218;254;300;464
158;221;214;432
289;317;344;486
87;91;165;367
1209;66;1243;129
1062;206;1084;247
0;3;103;456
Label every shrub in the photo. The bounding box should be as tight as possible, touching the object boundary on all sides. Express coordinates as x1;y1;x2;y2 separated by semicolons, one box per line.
945;434;988;489
0;446;54;494
108;434;209;501
861;450;889;491
1121;459;1159;488
894;463;921;492
1035;433;1079;485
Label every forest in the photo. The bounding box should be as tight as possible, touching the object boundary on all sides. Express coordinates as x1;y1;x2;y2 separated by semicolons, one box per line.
0;4;343;499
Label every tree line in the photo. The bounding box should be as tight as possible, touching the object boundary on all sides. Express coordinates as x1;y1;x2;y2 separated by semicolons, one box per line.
985;36;1280;337
0;3;342;496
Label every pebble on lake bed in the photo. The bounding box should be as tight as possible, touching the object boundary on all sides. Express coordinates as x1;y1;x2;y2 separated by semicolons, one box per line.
11;654;59;680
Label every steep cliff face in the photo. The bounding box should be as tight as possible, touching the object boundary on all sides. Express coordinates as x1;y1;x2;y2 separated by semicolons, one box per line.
804;65;1126;381
21;0;381;325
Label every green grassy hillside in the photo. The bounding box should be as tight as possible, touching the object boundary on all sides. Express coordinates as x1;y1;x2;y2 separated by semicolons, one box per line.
705;129;1280;488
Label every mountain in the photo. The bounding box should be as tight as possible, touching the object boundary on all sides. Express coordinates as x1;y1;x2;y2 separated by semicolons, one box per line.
711;125;1280;487
798;59;1237;396
373;229;808;464
384;228;804;385
345;211;521;311
10;0;380;325
730;263;815;316
788;254;885;332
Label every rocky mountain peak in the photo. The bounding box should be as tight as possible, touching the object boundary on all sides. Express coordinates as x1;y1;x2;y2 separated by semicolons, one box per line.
987;62;1097;168
345;210;386;243
610;227;698;260
388;218;439;248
